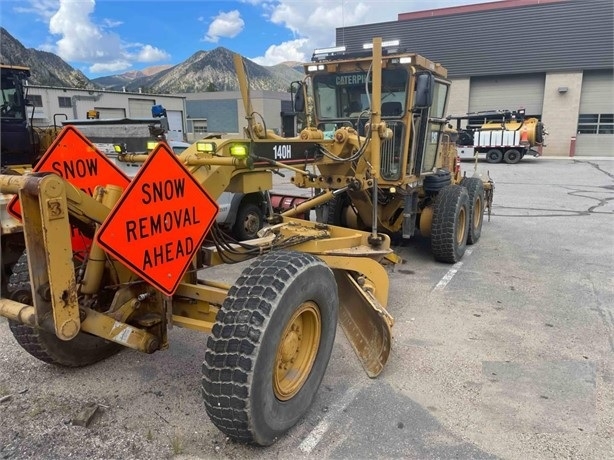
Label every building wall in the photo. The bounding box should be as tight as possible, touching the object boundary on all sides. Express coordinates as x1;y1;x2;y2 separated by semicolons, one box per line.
183;90;291;137
186;99;238;133
336;0;613;78
335;0;613;157
25;85;185;128
541;71;583;155
448;78;470;121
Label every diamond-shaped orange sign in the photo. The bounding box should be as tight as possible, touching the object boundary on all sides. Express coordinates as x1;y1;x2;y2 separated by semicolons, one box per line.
8;126;130;255
96;143;218;296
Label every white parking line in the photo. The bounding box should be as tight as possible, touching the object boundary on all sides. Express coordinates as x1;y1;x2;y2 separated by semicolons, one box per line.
298;384;363;453
432;248;473;291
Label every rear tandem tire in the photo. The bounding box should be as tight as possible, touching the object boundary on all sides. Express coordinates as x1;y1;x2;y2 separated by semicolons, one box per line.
504;148;522;164
201;251;338;446
486;149;503;163
7;252;122;367
431;185;470;263
460;177;485;245
326;193;351;226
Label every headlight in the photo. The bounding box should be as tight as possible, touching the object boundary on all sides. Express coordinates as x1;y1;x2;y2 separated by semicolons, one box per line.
229;144;248;159
196;142;216;153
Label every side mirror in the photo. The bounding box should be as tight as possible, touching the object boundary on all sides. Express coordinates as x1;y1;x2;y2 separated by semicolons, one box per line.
294;82;305;112
413;71;434;109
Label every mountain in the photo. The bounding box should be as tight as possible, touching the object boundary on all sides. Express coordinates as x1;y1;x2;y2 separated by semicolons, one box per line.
0;27;94;88
93;47;304;93
92;65;172;90
1;27;304;94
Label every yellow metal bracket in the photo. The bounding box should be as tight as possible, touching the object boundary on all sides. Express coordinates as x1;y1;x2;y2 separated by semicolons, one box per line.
17;173;80;340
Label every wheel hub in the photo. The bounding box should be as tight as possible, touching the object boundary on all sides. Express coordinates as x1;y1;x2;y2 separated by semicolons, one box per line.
244;213;259;234
280;330;300;363
273;301;321;401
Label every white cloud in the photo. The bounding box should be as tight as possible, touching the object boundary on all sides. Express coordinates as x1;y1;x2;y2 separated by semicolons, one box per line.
18;0;170;75
90;60;132;74
251;39;309;65
13;0;58;21
135;45;170;63
249;0;493;65
248;1;368;65
204;10;245;43
49;0;116;62
101;18;123;28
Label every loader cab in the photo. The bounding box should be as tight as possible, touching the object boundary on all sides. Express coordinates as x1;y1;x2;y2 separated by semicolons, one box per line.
0;65;36;167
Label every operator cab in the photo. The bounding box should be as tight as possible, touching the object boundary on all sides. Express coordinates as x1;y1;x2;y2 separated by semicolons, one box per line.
0;65;36;167
297;41;451;182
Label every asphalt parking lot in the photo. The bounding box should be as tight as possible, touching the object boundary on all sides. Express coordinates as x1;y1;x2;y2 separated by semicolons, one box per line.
1;157;613;459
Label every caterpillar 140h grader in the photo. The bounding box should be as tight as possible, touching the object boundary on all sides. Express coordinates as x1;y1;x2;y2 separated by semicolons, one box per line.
0;38;493;446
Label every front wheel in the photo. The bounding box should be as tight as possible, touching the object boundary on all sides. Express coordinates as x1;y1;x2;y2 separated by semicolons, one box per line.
431;185;470;263
202;251;338;446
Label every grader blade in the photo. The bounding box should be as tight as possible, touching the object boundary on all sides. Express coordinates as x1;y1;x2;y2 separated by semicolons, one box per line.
333;270;392;378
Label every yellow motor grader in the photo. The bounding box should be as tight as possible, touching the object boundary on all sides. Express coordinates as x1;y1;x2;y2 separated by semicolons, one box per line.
0;38;492;446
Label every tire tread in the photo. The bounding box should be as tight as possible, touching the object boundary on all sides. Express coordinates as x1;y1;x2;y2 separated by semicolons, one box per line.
201;251;328;444
431;185;470;263
460;177;485;245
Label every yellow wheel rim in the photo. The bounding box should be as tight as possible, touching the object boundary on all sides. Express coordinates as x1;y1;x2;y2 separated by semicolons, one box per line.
273;301;321;401
473;196;483;228
456;206;466;245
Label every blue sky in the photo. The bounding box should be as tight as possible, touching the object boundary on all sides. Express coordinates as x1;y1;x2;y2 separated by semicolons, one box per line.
1;0;492;78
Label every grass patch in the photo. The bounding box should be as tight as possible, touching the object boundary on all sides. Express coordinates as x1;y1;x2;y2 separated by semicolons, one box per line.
170;433;184;455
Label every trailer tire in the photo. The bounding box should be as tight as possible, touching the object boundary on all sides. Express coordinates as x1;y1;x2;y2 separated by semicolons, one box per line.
460;177;484;245
202;251;338;446
232;202;264;240
486;149;503;163
504;149;522;164
431;185;469;263
7;252;122;367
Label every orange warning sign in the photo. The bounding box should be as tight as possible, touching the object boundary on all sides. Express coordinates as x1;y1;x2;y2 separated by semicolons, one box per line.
96;143;219;296
8;126;130;255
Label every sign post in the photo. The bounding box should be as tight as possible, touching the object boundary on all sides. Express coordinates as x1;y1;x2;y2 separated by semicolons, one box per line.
96;143;219;296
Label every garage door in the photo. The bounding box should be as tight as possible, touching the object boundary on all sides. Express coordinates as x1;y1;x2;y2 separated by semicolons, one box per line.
576;70;614;157
94;107;125;119
469;74;545;117
128;98;155;118
166;110;184;142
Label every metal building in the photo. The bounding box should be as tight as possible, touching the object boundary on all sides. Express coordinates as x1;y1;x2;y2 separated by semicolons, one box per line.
181;90;294;142
335;0;614;156
23;85;187;142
